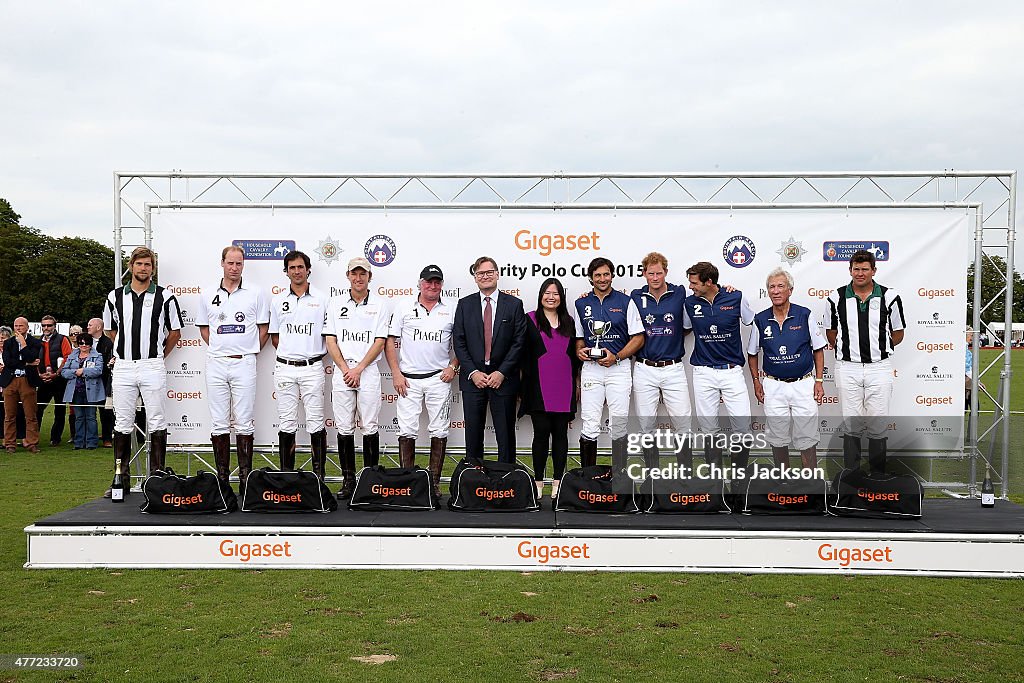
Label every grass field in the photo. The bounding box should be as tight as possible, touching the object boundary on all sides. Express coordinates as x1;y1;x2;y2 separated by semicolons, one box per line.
0;353;1021;682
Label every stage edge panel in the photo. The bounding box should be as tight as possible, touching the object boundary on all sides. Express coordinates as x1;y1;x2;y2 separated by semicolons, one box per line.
24;525;1024;577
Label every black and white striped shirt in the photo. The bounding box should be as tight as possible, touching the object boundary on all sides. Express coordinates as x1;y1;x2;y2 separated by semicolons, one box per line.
826;282;905;363
103;283;184;360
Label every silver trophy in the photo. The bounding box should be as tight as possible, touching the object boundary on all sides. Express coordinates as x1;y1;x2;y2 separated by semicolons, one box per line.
587;320;611;360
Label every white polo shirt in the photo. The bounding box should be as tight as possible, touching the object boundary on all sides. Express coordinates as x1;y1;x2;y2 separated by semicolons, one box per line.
196;278;271;356
269;285;329;361
323;292;390;364
388;296;454;375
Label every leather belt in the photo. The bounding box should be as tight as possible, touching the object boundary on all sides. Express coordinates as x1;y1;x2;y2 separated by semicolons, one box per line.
403;369;443;380
765;371;814;383
639;358;682;368
707;364;738;370
276;354;325;367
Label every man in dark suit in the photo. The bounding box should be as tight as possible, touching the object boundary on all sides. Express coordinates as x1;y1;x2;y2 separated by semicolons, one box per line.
1;317;42;453
87;318;115;447
453;256;528;463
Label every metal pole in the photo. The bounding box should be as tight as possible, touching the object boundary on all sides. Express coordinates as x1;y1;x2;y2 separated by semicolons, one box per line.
113;173;122;287
969;208;983;494
999;173;1016;498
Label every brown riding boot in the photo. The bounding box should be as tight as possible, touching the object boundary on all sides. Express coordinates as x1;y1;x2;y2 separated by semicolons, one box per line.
337;434;356;500
398;436;416;469
428;437;447;503
211;433;232;484
236;434;254;498
149;429;168;474
107;431;133;497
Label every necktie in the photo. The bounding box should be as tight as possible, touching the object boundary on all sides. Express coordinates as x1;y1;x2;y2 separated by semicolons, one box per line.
483;296;493;364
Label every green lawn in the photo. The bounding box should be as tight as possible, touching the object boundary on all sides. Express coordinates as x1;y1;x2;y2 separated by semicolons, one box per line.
0;366;1021;682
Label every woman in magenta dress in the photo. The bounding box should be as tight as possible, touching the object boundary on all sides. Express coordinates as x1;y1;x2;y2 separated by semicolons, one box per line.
519;278;581;502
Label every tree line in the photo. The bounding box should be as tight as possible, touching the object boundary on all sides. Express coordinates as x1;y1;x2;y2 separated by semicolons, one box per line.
0;198;115;327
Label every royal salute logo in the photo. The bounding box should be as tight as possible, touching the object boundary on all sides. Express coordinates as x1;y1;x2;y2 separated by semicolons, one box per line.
168;361;202;378
168;414;202;432
915;418;954;434
179;309;197;326
365;235;397;267
917;311;956;327
915;366;954;383
723;236;756;268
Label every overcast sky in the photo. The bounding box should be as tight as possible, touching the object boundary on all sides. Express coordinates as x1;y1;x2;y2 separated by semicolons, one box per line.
1;1;1021;263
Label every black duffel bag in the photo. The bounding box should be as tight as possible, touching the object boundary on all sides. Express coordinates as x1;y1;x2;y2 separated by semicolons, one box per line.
240;468;338;513
140;468;237;514
828;468;923;519
555;465;638;514
639;475;730;514
447;457;539;512
349;465;436;511
741;473;827;515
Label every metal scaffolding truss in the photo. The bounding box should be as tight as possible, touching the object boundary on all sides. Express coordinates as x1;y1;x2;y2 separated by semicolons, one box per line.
114;171;1017;497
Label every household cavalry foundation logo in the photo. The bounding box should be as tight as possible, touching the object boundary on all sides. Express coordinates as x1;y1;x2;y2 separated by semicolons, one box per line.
723;235;756;268
365;234;397;267
315;235;342;265
777;236;808;265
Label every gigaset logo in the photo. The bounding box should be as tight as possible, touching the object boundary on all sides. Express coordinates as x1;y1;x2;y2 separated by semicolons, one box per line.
476;487;515;501
371;484;412;497
162;493;203;507
263;491;302;503
517;540;592;564
579;490;619;504
817;543;894;567
669;493;711;505
857;489;900;503
768;493;808;505
219;539;294;563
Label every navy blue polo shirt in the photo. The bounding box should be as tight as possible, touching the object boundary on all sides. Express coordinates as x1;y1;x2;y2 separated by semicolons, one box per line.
573;289;644;356
746;303;828;379
683;289;756;368
630;284;689;362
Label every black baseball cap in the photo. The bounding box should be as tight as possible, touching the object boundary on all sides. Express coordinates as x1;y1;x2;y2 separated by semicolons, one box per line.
419;265;444;281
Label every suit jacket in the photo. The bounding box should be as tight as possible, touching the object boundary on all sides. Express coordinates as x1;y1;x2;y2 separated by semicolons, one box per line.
0;334;42;389
453;291;528;395
94;334;114;395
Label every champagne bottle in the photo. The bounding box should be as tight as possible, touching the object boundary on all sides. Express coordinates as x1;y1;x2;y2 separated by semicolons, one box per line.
981;469;995;508
111;458;125;503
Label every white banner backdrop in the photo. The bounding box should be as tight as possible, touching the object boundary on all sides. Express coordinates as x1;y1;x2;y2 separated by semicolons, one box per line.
152;209;969;452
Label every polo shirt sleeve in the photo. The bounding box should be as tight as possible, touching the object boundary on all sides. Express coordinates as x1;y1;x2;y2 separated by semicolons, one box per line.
103;291;118;331
269;296;281;335
573;302;585;339
626;299;644;336
739;294;756;325
195;287;211;327
374;303;391;339
682;305;692;331
164;294;184;331
826;291;839;331
388;301;405;337
887;289;906;332
745;322;761;356
256;288;271;325
809;316;828;351
322;299;337;337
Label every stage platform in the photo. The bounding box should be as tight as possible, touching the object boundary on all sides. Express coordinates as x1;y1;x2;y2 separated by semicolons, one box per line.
25;498;1024;577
